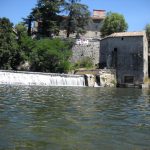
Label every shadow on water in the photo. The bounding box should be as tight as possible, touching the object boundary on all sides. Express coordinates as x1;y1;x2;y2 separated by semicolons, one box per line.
0;85;150;150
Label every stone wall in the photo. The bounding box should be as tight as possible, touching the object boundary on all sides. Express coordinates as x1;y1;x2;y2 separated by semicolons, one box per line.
71;39;100;65
59;30;101;39
75;69;116;87
97;69;116;87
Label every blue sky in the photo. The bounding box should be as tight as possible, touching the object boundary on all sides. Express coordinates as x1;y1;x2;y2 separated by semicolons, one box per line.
0;0;150;31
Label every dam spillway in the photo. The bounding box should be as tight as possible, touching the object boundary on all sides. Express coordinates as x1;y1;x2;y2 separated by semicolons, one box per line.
0;70;85;87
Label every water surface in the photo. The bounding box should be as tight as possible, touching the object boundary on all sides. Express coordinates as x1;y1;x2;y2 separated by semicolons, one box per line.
0;85;150;150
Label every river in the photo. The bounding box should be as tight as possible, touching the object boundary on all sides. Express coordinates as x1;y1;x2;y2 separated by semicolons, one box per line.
0;85;150;150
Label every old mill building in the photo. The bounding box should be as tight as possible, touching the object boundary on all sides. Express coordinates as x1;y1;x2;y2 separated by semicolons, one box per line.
100;31;149;86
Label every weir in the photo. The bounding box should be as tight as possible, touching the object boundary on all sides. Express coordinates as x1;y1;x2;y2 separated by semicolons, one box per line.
0;70;85;87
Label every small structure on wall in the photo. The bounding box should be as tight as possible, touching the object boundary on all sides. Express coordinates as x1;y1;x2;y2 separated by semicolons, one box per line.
100;31;149;86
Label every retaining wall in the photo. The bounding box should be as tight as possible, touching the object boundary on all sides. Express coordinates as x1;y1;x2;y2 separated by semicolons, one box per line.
71;39;100;65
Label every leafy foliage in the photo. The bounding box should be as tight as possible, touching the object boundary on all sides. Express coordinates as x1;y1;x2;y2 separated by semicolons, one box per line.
63;0;90;37
28;0;90;38
74;57;94;69
0;17;73;73
100;12;128;37
0;17;18;69
30;38;72;73
31;0;63;37
15;23;36;59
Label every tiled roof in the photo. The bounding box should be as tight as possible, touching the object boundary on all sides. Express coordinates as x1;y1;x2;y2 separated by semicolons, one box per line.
108;31;145;37
101;31;146;41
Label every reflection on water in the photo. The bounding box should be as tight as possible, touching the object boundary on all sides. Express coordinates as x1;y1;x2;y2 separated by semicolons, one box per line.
0;85;150;150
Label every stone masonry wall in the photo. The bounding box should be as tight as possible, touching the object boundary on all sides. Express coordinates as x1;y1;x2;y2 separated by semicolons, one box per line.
71;39;100;65
100;36;148;84
75;69;117;87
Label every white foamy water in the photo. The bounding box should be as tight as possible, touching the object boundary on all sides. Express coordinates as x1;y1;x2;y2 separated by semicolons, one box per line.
0;71;85;87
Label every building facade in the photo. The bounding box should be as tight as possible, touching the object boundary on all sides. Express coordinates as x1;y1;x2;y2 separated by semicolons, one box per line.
59;10;105;39
100;32;149;85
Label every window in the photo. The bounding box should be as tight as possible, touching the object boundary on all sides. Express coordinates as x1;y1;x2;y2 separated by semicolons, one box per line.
114;48;117;52
124;76;134;83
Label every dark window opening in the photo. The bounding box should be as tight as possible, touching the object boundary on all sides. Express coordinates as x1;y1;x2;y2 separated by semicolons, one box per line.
114;48;117;52
124;76;134;83
112;48;118;68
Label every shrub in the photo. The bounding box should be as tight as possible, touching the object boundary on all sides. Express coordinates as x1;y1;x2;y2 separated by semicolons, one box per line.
74;57;94;69
30;38;72;73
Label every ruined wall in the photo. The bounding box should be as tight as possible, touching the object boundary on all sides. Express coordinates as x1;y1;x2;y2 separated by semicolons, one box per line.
100;35;148;84
98;69;116;87
71;39;100;65
75;69;116;87
59;30;101;39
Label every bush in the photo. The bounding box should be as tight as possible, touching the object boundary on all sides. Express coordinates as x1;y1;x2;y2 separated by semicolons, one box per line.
74;57;94;69
30;38;72;73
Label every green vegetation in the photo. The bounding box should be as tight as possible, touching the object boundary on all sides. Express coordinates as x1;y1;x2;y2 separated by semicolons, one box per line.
26;0;90;38
30;38;72;73
63;0;90;37
0;17;72;73
100;12;128;37
30;0;63;37
0;0;92;73
73;57;94;69
0;17;18;69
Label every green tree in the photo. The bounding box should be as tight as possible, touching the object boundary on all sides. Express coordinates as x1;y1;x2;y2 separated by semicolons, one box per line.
100;12;128;37
30;0;63;37
22;15;34;36
63;0;90;37
30;38;72;73
0;17;18;69
15;23;35;59
145;24;150;77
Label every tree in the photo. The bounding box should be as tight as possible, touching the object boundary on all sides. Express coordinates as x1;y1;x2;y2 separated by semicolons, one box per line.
145;24;150;77
100;12;128;37
63;0;90;37
15;23;35;59
30;0;64;37
22;15;34;36
30;38;72;73
0;17;18;69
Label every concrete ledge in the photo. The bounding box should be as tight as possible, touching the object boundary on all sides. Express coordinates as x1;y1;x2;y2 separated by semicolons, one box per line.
142;83;150;89
0;70;84;78
117;83;142;89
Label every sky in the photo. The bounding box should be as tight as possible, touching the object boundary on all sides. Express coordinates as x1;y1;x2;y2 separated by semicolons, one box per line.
0;0;150;31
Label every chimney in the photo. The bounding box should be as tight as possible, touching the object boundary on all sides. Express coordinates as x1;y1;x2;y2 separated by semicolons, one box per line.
93;10;106;18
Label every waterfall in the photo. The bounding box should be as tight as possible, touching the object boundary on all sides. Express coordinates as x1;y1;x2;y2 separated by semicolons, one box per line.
0;71;85;87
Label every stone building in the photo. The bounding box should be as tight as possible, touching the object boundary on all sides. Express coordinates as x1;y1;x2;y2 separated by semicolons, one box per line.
59;10;105;39
100;31;149;85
